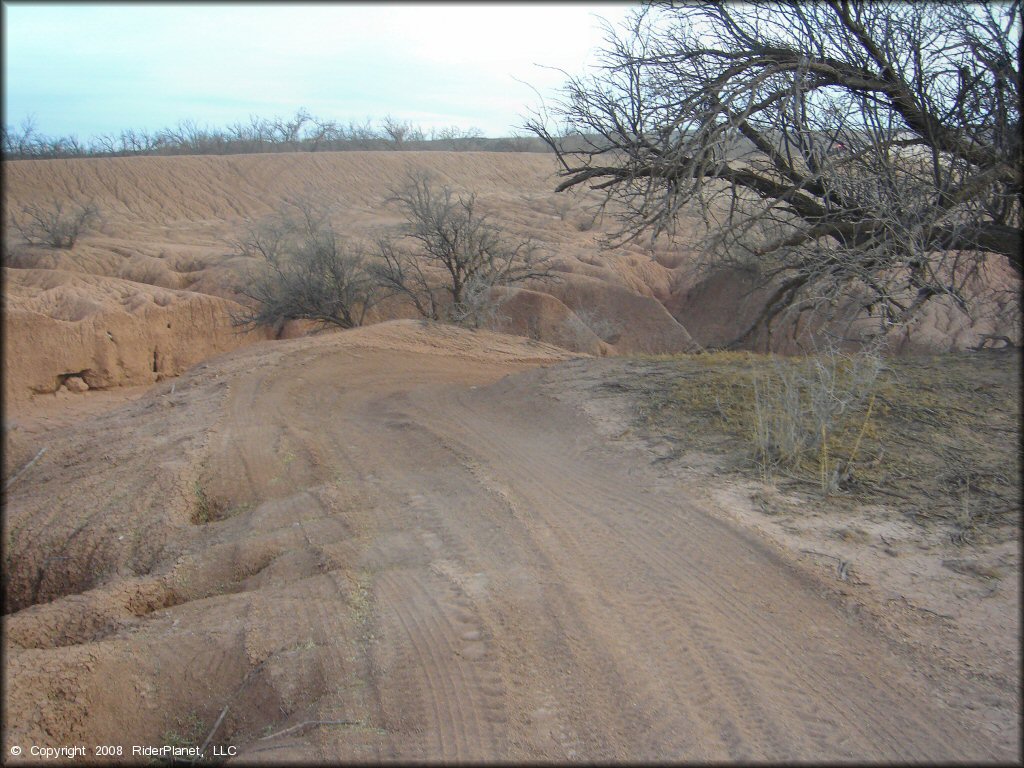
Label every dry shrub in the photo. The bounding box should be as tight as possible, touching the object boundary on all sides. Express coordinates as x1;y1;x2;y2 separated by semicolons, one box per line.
750;340;884;494
622;347;1017;537
372;173;552;328
232;198;378;332
10;199;100;249
447;273;508;330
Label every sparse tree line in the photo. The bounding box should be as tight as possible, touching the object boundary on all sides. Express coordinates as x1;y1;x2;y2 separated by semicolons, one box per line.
231;173;555;334
2;110;550;160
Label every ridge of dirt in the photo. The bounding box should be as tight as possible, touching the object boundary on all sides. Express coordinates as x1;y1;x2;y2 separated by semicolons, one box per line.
3;322;1016;762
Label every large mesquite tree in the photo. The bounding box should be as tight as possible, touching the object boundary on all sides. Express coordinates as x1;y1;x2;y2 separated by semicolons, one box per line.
527;1;1021;338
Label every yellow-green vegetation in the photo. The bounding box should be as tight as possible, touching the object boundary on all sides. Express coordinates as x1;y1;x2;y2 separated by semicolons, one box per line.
153;709;224;765
621;348;1019;542
191;480;227;525
160;710;205;749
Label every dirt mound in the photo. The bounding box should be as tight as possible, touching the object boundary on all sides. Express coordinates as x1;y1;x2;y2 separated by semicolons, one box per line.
310;318;584;363
540;271;699;354
3;268;270;403
494;287;608;355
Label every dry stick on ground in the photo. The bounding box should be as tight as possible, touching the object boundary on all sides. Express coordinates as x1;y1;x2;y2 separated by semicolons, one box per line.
800;549;852;581
257;720;362;742
194;650;361;757
197;657;272;755
4;447;47;492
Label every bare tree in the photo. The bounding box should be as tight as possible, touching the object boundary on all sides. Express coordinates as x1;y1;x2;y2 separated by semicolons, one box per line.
232;199;379;333
307;115;341;152
430;125;465;150
374;236;445;321
92;133;119;155
341;118;382;148
526;1;1021;341
270;108;312;149
429;125;487;151
118;127;157;154
381;115;425;148
10;199;101;248
371;173;553;326
2;116;41;157
226;115;271;152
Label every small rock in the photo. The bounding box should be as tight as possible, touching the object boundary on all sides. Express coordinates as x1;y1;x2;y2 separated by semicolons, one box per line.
64;376;89;393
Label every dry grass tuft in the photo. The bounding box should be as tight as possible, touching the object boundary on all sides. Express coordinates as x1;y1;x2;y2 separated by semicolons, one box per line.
621;347;1020;541
190;481;228;525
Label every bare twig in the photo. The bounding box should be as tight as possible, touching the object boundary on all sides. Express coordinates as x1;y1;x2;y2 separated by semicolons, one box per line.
257;720;362;742
198;658;271;754
198;705;231;756
5;447;47;492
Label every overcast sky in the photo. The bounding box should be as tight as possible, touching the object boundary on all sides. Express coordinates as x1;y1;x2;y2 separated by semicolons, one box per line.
3;2;637;140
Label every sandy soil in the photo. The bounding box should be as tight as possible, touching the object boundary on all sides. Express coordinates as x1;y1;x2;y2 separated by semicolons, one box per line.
3;321;1016;763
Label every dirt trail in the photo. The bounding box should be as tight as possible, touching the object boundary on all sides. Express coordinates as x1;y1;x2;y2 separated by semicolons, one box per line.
3;322;1011;762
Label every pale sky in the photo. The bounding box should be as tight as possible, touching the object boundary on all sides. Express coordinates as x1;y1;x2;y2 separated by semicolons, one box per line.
2;2;637;140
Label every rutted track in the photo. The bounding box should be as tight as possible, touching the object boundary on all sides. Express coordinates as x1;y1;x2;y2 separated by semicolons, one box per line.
3;322;1009;762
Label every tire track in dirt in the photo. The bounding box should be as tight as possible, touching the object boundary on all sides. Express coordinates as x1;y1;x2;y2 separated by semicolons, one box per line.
305;367;524;760
417;403;779;760
336;388;645;760
196;345;389;761
373;567;506;760
393;370;1001;761
197;341;547;760
296;356;638;765
345;388;802;759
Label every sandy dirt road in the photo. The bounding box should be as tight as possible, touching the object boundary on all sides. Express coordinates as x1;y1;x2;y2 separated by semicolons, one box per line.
3;322;1011;762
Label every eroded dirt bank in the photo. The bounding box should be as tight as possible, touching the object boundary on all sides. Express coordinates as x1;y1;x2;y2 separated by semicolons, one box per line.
3;322;1016;762
5;151;1018;405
